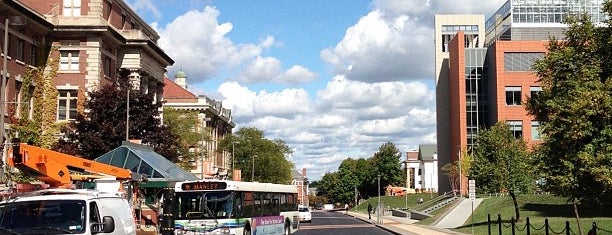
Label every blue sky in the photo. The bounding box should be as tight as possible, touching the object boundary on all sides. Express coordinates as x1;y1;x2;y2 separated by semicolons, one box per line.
126;0;507;180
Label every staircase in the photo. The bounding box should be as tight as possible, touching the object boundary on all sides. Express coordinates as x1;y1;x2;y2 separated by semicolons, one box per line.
409;191;460;220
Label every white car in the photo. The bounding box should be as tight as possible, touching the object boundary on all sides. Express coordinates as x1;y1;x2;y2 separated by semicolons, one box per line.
298;205;311;223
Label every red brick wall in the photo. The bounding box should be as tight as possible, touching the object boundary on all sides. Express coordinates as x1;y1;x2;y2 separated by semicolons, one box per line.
490;40;547;147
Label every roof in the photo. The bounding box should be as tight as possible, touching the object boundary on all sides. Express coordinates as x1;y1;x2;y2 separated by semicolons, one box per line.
418;144;437;161
162;77;198;101
291;169;305;180
3;189;123;202
94;142;198;186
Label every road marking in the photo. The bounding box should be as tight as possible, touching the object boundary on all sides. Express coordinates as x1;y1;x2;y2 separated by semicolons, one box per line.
300;224;376;230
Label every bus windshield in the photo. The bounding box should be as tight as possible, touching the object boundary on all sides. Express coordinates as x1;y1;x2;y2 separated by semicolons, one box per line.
176;191;234;220
0;200;86;234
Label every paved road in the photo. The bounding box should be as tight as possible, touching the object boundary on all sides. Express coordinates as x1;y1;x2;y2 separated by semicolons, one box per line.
295;211;393;235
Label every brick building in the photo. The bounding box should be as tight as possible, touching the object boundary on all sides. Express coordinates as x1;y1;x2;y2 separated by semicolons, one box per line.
437;0;606;194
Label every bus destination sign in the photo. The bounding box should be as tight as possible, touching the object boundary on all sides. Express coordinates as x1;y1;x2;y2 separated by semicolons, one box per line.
181;182;228;190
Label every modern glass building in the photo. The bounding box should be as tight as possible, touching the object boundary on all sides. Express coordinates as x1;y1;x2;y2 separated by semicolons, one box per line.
485;0;606;44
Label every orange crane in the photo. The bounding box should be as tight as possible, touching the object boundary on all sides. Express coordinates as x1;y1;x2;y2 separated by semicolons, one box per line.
7;142;145;188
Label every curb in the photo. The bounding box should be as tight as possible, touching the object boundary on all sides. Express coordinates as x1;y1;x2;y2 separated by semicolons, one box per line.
344;211;412;235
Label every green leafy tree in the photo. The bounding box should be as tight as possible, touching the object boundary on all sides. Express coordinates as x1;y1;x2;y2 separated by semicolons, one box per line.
526;5;612;209
162;108;200;168
469;122;533;221
315;172;339;201
56;69;181;161
441;150;472;193
223;127;293;183
368;142;403;196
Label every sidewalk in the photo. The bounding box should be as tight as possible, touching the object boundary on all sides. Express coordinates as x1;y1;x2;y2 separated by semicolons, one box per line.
433;198;483;229
344;210;467;235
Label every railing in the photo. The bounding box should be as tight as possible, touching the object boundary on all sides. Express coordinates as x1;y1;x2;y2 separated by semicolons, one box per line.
412;191;458;212
487;214;603;235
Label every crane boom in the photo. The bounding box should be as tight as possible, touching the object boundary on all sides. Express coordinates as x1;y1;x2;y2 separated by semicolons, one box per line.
7;142;144;188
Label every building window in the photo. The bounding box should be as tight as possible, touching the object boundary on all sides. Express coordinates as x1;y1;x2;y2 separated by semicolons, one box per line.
58;90;78;121
63;0;81;17
504;52;544;71
16;39;24;61
531;121;541;140
530;86;542;98
60;50;79;71
505;86;522;105
507;120;523;138
104;57;112;77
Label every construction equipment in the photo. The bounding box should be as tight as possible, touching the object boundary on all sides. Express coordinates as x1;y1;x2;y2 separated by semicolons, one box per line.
7;141;145;188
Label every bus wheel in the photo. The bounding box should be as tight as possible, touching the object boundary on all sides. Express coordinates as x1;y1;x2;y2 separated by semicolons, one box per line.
243;223;251;235
284;221;291;235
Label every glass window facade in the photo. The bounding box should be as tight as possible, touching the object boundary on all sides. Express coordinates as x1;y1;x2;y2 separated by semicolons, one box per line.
504;52;544;71
441;25;480;52
465;48;489;150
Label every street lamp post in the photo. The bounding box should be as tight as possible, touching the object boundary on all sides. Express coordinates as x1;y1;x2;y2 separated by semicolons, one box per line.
377;174;381;224
0;16;25;183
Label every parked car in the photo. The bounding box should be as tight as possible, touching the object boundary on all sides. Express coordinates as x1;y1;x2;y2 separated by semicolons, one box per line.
298;205;311;223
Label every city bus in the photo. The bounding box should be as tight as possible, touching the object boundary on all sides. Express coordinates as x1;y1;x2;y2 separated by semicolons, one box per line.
160;179;300;235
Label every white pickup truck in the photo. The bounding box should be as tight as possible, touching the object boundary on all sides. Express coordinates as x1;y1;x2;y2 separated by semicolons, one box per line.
0;189;136;235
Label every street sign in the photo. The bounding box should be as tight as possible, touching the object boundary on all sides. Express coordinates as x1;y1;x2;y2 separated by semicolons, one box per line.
468;180;476;201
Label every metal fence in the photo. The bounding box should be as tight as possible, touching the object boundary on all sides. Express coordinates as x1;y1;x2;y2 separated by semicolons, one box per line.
486;214;608;235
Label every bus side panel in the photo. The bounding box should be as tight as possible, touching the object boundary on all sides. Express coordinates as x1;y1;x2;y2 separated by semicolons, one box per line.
253;216;284;235
174;218;247;234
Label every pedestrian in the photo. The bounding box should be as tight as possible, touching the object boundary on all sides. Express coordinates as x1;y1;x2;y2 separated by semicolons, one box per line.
367;203;372;219
418;197;423;205
344;203;349;214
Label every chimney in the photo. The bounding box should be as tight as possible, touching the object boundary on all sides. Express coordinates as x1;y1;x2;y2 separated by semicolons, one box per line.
302;168;307;178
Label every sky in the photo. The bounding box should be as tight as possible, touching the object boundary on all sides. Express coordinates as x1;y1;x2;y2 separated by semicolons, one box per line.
125;0;507;181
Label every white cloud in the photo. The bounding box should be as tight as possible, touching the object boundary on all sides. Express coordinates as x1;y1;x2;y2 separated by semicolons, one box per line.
237;57;318;84
154;6;263;83
321;10;433;82
151;0;510;180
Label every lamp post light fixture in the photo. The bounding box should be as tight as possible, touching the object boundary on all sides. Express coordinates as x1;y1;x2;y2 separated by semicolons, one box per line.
0;16;25;183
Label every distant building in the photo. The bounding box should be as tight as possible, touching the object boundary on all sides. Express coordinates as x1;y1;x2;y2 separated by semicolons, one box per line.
405;144;438;193
291;168;309;206
162;70;235;179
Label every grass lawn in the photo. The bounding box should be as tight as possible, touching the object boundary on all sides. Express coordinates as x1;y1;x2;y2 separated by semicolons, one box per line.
351;193;612;235
453;194;612;235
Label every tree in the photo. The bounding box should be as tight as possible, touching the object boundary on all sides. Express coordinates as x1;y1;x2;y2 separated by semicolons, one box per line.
469;122;533;221
162;108;201;168
222;127;293;184
56;69;181;161
441;150;471;193
526;5;612;209
368;142;403;197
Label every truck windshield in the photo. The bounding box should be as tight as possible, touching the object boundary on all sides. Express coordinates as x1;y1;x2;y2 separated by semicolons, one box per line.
176;191;234;220
0;200;86;234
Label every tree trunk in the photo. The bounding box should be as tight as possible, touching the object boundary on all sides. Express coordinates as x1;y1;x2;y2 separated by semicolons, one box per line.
510;191;520;221
573;198;583;235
